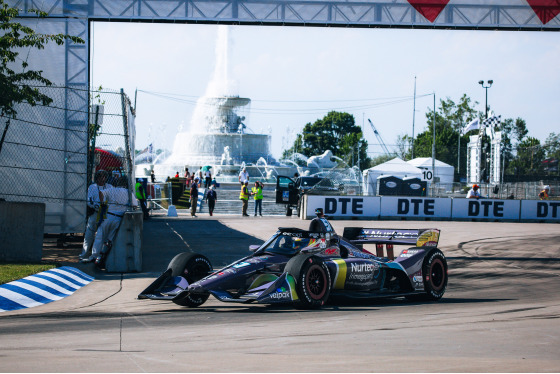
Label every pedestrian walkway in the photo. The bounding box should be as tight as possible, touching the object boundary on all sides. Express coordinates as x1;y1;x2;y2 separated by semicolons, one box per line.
0;266;93;312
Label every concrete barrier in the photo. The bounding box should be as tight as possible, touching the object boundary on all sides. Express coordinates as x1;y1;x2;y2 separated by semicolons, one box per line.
105;211;143;272
0;201;45;262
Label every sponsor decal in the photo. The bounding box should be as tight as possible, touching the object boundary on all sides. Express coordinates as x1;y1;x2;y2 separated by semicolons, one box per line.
413;276;423;283
233;262;250;269
270;287;291;300
324;247;338;255
386;181;398;188
400;249;420;258
350;263;377;273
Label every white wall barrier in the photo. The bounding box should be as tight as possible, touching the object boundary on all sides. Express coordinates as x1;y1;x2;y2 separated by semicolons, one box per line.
452;199;521;221
380;197;451;220
303;195;559;223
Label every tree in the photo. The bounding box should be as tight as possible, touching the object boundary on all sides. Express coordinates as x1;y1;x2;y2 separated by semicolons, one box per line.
511;137;545;176
498;117;528;175
283;111;370;170
408;95;477;180
0;1;84;155
543;132;560;175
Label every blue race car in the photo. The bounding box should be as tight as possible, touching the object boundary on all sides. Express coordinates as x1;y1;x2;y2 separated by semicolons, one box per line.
139;215;448;309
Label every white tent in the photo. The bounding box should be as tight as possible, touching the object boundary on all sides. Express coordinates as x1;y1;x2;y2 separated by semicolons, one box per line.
407;157;455;185
362;158;423;195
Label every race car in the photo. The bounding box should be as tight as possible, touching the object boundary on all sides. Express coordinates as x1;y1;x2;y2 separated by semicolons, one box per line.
138;214;448;309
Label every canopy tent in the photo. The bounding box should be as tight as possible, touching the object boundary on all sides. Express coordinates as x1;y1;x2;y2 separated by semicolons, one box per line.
362;158;423;195
407;158;455;185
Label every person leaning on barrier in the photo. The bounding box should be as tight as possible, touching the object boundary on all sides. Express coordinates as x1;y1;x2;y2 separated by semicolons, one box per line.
135;178;150;220
539;185;550;200
466;184;481;199
80;170;112;261
83;177;136;264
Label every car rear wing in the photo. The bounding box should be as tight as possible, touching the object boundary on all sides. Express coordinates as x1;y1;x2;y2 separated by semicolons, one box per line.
342;227;440;248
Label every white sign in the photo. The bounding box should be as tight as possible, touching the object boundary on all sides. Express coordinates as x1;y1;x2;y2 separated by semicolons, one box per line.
306;195;381;218
452;199;520;220
520;200;560;221
380;197;451;218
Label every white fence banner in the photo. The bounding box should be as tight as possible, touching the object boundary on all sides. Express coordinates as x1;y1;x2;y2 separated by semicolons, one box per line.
452;199;520;220
520;200;560;221
306;195;381;218
380;197;452;219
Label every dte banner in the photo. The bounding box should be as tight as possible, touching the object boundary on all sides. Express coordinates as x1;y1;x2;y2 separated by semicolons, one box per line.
306;195;381;218
452;199;520;221
520;200;560;222
380;197;452;219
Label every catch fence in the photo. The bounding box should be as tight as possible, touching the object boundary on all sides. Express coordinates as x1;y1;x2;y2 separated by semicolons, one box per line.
0;85;136;233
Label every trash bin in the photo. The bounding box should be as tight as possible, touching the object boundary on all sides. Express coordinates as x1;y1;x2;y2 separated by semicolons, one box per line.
401;177;427;196
377;175;402;196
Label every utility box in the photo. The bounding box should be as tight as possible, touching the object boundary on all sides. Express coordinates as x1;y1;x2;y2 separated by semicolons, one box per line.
0;201;45;262
401;177;427;196
377;175;402;196
106;211;143;272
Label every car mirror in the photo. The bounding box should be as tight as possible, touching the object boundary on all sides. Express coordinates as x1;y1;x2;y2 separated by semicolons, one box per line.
249;245;260;252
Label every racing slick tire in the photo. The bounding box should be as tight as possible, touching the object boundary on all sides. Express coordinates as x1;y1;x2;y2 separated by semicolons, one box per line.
169;252;213;308
407;248;448;301
285;254;331;309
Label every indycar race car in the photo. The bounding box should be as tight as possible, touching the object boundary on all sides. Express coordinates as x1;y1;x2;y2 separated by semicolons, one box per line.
138;216;448;309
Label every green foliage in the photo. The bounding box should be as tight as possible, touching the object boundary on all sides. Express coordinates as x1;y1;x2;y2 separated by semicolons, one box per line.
0;0;84;155
283;111;370;170
408;95;476;179
510;137;545;175
0;263;57;285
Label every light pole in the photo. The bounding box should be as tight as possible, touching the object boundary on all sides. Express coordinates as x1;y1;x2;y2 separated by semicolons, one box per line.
478;79;493;185
478;80;493;119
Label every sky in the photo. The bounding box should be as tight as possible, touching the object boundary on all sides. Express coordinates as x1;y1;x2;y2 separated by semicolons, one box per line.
91;22;560;161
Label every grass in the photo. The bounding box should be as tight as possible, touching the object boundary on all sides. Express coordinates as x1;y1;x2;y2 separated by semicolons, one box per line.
0;263;58;285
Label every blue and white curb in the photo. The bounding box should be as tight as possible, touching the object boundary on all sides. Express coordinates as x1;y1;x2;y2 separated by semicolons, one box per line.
0;266;94;313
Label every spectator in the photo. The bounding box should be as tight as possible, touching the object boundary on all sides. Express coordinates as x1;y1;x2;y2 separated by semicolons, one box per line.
466;184;481;199
204;168;212;189
206;185;218;216
150;169;155;183
174;171;179;178
80;170;112;261
539;185;550;200
190;178;199;217
85;177;135;264
135;178;150;220
251;181;263;216
240;181;249;216
239;167;249;184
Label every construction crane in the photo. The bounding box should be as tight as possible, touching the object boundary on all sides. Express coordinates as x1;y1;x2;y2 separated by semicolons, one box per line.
367;119;391;156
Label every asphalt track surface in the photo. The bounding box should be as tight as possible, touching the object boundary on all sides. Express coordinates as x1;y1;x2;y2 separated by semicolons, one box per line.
1;215;559;372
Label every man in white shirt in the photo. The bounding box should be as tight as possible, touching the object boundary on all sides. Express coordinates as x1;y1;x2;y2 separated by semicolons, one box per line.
238;167;249;184
84;176;136;263
80;170;112;260
466;184;481;199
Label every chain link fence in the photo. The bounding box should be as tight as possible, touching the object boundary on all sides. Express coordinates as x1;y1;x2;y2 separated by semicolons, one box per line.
0;85;135;233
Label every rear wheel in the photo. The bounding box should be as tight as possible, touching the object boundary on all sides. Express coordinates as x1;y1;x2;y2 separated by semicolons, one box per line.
169;252;212;307
285;254;331;309
413;248;447;301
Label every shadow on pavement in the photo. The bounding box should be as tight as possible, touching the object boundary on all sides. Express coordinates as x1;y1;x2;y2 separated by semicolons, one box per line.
142;218;265;273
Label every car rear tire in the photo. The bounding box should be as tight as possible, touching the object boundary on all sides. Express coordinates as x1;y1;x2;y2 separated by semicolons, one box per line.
409;248;447;301
285;254;331;309
169;252;212;307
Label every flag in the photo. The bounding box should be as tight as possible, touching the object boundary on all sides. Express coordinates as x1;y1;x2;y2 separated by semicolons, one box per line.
483;115;501;128
138;143;153;155
462;118;479;135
